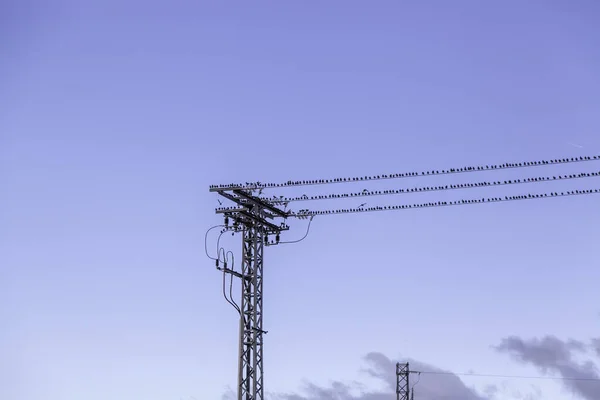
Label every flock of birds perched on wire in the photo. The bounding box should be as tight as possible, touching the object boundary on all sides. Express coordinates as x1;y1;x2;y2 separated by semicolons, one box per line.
261;171;600;204
208;154;600;315
291;189;600;217
211;155;600;219
209;155;600;192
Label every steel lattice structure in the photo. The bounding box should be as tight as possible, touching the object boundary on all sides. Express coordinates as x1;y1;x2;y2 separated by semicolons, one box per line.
211;188;289;400
238;218;265;399
209;154;600;400
397;362;410;400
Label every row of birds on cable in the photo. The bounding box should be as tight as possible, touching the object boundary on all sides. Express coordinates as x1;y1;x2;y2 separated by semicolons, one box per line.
263;171;600;203
290;188;600;216
209;155;600;191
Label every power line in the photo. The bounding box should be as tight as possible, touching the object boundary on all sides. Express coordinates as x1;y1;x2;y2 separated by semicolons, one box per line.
262;171;600;204
290;188;600;217
414;369;600;382
209;156;600;400
209;155;600;191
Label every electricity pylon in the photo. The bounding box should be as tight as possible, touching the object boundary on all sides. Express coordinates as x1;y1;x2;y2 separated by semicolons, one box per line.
210;187;290;400
396;362;410;400
209;154;600;400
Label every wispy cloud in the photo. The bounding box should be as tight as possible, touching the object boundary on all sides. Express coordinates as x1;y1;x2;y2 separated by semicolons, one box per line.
495;334;600;400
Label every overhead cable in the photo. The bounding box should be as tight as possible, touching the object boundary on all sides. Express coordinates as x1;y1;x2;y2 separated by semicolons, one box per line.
290;188;600;217
262;171;600;204
414;369;600;382
209;155;600;191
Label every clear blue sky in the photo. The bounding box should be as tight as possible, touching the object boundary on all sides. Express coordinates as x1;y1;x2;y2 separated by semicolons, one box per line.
2;1;599;400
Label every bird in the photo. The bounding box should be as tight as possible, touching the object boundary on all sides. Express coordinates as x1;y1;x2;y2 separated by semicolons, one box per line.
358;203;366;208
218;199;223;205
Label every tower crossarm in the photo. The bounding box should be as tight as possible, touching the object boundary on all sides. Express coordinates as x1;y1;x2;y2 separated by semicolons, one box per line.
232;190;290;218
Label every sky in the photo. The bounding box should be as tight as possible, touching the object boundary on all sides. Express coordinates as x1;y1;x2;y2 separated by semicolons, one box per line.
1;1;600;399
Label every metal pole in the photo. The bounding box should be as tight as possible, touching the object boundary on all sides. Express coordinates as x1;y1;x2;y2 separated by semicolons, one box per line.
407;363;410;400
238;217;265;400
237;315;243;400
253;224;265;398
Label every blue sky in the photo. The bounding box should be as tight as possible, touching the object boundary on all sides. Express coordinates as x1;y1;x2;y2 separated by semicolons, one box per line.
2;1;600;400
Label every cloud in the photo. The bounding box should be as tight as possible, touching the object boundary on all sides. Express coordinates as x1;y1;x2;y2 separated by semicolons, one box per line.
592;338;600;358
495;335;600;400
270;352;490;400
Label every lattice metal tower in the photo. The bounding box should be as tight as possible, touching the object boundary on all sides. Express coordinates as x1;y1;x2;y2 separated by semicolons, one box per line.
210;188;290;400
396;362;410;400
209;154;600;400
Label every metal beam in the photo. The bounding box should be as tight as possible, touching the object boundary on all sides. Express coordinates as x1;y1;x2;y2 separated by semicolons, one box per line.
216;207;248;214
238;210;284;233
218;191;249;206
233;190;289;218
209;185;244;192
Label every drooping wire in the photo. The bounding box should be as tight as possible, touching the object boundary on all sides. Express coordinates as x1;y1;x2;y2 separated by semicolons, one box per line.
223;250;240;315
290;188;600;217
216;230;227;262
219;247;241;315
209;155;600;191
204;225;225;260
275;215;316;245
226;250;239;313
410;372;421;400
413;369;600;382
205;225;241;314
261;171;600;204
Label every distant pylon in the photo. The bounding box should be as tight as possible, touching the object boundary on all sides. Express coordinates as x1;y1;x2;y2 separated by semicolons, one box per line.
396;362;410;400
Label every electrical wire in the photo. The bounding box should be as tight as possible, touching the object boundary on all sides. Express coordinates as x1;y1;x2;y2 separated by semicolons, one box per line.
413;370;600;382
219;247;241;315
207;227;240;315
223;251;242;314
275;215;315;245
410;371;421;396
216;229;227;261
262;171;600;204
291;188;600;217
226;250;240;313
205;226;241;314
204;225;224;260
209;155;600;191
